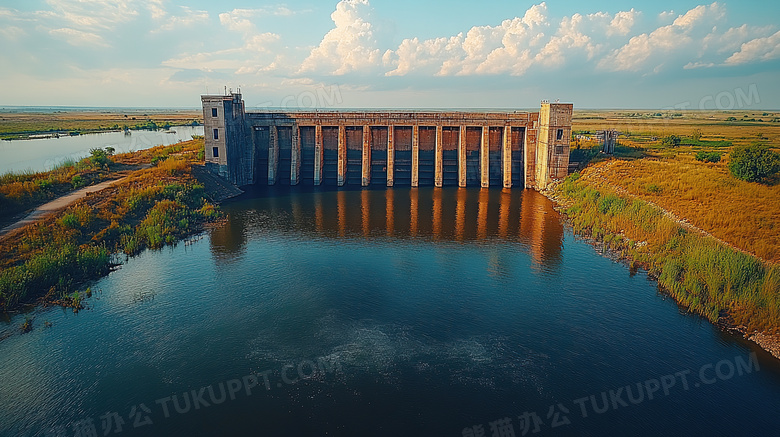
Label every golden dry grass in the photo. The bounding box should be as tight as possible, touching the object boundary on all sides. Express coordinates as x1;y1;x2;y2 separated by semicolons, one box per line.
578;156;780;263
568;110;780;263
573;109;780;147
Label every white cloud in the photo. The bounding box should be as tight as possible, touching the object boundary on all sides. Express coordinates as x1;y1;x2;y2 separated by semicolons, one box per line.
43;0;140;30
673;2;724;28
0;25;25;40
598;3;725;72
49;27;109;47
725;30;780;65
299;0;382;75
219;9;258;35
147;0;166;20
155;6;209;32
244;32;282;53
384;35;464;76
684;61;715;69
0;8;17;19
383;3;646;77
535;13;600;68
607;9;638;36
169;8;284;75
384;3;551;77
162;49;245;70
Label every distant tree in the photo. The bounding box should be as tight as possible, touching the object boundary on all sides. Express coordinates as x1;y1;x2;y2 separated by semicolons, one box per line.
695;151;721;163
661;135;681;147
691;129;702;142
728;143;780;183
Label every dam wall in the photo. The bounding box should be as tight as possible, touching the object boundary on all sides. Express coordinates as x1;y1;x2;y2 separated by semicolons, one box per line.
202;93;572;190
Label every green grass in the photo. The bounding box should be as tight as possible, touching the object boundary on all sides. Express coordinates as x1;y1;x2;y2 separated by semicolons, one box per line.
0;155;110;222
0;243;111;309
680;138;733;148
0;152;219;311
557;173;780;333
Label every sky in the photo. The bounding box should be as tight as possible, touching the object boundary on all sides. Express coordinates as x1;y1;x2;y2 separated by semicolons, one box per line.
0;0;778;109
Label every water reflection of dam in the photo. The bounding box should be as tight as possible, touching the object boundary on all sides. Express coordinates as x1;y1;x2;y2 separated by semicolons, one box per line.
210;188;564;270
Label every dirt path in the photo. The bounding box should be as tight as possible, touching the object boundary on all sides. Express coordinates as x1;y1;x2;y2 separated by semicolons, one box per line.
1;178;129;238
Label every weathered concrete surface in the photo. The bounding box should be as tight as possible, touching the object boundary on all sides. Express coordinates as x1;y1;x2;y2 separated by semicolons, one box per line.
202;93;572;191
191;164;244;202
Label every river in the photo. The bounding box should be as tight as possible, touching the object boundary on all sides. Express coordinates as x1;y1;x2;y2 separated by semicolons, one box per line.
0;126;204;174
0;187;778;436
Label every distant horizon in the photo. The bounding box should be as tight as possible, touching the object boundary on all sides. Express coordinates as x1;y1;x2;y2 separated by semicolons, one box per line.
2;105;779;112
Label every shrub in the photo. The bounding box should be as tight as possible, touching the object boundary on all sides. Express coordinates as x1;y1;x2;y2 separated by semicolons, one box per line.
151;155;168;166
71;174;86;189
60;213;80;229
695;151;722;163
661;135;681;147
646;184;662;194
89;148;111;168
37;179;53;190
728;143;780;183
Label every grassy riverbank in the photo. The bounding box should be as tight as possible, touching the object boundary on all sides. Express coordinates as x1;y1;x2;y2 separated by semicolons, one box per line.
548;168;780;337
0;139;220;312
0;155;121;226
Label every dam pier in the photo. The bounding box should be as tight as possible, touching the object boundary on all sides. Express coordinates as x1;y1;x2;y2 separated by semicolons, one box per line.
202;93;572;191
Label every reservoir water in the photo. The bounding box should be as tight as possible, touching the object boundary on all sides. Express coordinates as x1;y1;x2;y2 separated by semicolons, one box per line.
0;126;204;174
0;187;778;436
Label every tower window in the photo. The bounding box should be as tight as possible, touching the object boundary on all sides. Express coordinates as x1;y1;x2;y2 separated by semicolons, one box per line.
557;129;563;140
555;146;564;155
213;128;219;139
212;147;219;158
211;108;218;117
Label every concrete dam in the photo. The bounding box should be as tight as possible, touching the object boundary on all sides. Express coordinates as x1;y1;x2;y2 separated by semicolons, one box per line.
202;93;573;190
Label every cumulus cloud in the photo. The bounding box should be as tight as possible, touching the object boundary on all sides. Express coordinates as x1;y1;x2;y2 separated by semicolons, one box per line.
382;3;647;77
384;35;464;76
724;30;780;65
534;12;604;68
384;3;551;77
673;3;724;28
299;0;382;75
607;9;638;36
598;3;725;72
